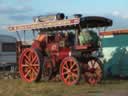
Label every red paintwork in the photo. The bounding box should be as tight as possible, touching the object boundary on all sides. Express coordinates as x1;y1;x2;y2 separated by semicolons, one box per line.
32;40;42;50
59;48;70;60
32;35;47;51
47;43;59;53
46;43;70;67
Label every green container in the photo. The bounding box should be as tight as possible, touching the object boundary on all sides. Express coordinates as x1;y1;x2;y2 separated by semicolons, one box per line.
101;34;128;77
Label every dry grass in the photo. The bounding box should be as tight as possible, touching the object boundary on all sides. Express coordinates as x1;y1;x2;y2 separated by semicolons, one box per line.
0;79;128;96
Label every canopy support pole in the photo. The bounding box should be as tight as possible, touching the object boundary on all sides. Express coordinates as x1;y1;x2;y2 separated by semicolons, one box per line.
23;30;26;41
97;26;101;36
32;29;36;38
103;27;108;32
75;24;81;45
16;31;21;41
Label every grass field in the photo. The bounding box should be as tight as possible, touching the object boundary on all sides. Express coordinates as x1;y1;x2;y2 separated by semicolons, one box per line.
0;79;128;96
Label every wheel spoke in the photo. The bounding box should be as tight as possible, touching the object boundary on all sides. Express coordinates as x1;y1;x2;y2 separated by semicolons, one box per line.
70;63;76;70
71;72;78;78
31;55;38;64
94;62;99;69
71;74;76;81
24;67;29;73
91;60;96;68
28;51;32;61
72;67;78;72
91;60;95;65
31;68;37;80
24;59;30;65
88;61;92;68
32;64;39;67
24;54;30;62
30;69;34;80
21;64;29;67
65;62;69;69
63;66;69;71
69;60;73;68
65;74;70;81
31;68;38;76
95;69;102;79
62;71;68;75
88;60;98;69
33;66;39;73
95;67;102;74
24;69;31;78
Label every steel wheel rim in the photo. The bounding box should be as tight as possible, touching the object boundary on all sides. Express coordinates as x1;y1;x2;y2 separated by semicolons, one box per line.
86;58;103;85
60;57;80;86
19;48;41;82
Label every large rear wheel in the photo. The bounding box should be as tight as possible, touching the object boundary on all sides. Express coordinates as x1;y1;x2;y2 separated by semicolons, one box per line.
60;56;81;86
19;48;43;82
85;58;103;85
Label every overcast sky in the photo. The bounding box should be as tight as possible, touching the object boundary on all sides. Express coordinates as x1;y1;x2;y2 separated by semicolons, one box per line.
0;0;128;37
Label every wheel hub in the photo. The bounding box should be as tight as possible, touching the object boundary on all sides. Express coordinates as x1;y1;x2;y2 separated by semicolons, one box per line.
89;68;96;73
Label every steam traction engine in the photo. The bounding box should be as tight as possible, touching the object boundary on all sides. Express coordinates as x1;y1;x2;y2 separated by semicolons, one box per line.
8;13;112;86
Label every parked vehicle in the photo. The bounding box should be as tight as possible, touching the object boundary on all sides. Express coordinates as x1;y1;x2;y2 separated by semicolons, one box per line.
8;13;112;85
0;35;17;78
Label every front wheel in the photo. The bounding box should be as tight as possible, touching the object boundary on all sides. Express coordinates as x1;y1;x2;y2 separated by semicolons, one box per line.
60;56;81;86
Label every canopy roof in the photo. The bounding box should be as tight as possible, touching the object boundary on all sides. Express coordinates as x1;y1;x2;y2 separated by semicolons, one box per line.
8;16;112;32
80;16;112;28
